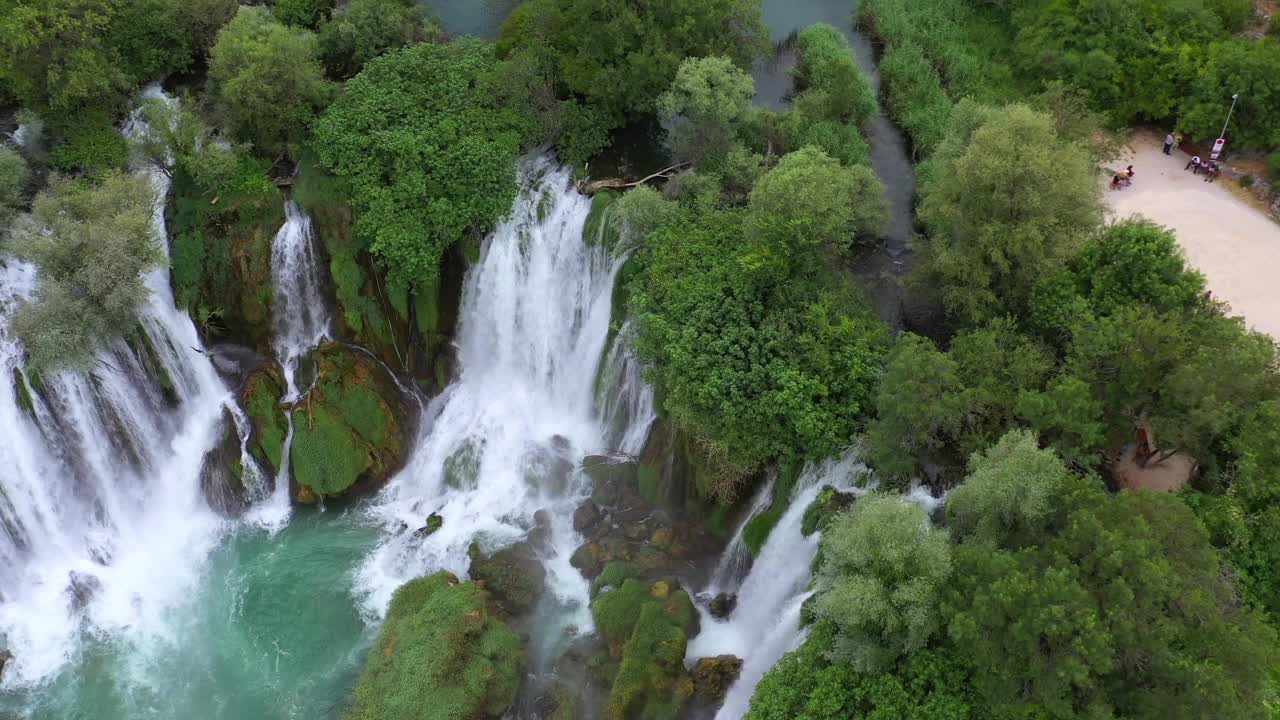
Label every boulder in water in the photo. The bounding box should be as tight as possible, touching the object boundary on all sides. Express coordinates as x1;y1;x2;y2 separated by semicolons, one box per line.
691;655;744;703
583;455;637;506
443;439;483;490
709;592;737;620
0;648;11;680
199;407;259;517
344;571;523;720
286;343;415;502
528;509;553;550
66;571;101;611
240;366;289;474
412;512;444;540
468;541;546;617
590;572;697;719
800;485;857;537
573;500;601;532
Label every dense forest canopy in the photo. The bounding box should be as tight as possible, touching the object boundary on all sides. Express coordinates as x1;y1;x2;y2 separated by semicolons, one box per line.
1;0;1279;717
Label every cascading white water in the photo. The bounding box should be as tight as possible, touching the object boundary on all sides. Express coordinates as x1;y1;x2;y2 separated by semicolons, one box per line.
248;201;332;530
0;87;232;688
688;451;866;720
705;477;776;593
595;321;656;456
270;201;330;402
356;158;632;633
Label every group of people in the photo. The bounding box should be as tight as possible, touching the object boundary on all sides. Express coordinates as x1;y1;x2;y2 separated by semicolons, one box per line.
1110;165;1136;190
1185;155;1222;182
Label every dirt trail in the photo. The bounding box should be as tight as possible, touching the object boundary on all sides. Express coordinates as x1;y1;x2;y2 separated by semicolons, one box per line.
1105;133;1280;340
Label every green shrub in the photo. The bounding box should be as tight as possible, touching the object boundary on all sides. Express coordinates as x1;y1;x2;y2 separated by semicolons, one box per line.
1267;151;1280;183
1240;174;1255;188
48;113;127;175
273;0;333;28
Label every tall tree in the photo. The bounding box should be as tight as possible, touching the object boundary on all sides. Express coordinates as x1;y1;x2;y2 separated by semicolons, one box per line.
312;39;527;285
916;100;1101;325
7;173;163;373
209;6;332;159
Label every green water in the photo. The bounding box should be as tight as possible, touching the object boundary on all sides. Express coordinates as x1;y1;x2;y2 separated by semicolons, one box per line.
2;510;381;720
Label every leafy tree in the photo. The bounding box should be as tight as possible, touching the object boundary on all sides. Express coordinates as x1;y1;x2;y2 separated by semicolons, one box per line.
865;333;965;484
946;487;1277;720
1179;40;1280;151
0;0;132;113
108;0;201;82
814;495;952;672
0;147;29;229
1014;374;1106;467
313;39;526;285
272;0;333;29
630;206;888;479
209;6;332;159
746;622;971;720
657;56;755;165
947;318;1053;456
945;429;1077;546
612;185;676;249
746;146;887;252
499;0;769;118
7;173;163;373
1028;219;1206;341
128;97;212;179
316;0;439;79
916;101;1101;325
47;110;127;176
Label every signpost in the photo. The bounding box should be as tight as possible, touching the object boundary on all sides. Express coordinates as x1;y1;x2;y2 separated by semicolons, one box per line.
1211;137;1226;160
1214;93;1239;161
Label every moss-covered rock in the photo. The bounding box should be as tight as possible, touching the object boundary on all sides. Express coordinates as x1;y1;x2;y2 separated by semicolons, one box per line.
590;574;697;720
241;366;288;475
167;166;283;349
10;367;35;420
691;655;743;704
468;541;546;618
288;343;413;502
800;485;857;537
344;571;523;720
741;461;805;556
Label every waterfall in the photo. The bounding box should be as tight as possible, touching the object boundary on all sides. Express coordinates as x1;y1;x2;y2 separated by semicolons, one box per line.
246;201;332;530
270;201;330;402
595;321;656;456
687;451;866;720
356;158;632;635
0;87;232;688
705;477;776;593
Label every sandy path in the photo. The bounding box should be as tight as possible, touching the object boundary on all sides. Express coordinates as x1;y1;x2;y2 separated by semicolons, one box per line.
1105;134;1280;339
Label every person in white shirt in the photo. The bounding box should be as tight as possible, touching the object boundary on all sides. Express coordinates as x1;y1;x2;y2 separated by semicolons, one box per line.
1163;132;1175;155
1185;155;1201;173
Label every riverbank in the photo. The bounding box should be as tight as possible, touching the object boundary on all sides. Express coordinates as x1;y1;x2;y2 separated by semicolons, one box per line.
1105;131;1280;340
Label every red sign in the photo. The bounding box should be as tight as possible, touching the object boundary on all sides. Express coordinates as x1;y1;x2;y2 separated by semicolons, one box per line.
1211;137;1226;160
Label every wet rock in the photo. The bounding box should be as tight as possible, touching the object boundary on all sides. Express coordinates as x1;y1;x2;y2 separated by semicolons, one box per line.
570;542;607;577
468;541;546;617
528;509;552;550
573;500;601;532
524;443;575;495
583;455;637;506
240;366;289;475
800;485;857;537
413;512;444;540
709;592;737;620
692;655;744;703
67;571;101;611
199;407;257;518
443;440;483;490
0;648;11;680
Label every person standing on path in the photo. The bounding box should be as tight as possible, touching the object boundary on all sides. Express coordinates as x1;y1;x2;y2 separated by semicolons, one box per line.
1164;132;1175;154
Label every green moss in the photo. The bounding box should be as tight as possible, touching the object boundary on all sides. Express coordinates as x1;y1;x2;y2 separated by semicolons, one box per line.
461;235;482;264
637;464;661;506
742;463;805;556
591;579;696;720
444;440;483;490
590;561;638;598
130;324;176;403
290;403;371;497
243;370;287;473
800;485;857;537
332;382;388;445
413;273;442;336
11;367;34;417
345;572;523;720
583;190;620;247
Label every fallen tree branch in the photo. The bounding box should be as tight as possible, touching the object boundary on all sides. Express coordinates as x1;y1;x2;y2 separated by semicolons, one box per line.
577;162;690;195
